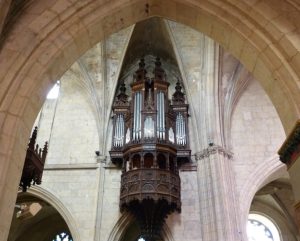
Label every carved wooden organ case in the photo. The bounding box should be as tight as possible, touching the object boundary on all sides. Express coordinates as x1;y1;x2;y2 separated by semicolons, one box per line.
20;127;48;192
110;58;191;240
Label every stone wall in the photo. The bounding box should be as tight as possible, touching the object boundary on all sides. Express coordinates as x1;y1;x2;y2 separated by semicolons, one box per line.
231;78;286;195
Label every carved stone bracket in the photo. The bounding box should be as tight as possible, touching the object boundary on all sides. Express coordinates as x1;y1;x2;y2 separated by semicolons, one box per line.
278;120;300;168
195;144;233;161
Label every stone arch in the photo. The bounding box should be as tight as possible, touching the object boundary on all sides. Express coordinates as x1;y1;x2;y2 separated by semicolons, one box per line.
1;1;300;239
107;212;174;241
25;186;81;241
238;155;287;239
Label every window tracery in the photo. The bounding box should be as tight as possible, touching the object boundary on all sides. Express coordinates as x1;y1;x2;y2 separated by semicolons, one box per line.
247;214;281;241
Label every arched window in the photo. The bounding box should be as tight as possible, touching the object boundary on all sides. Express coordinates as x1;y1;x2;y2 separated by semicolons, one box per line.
52;232;73;241
247;213;281;241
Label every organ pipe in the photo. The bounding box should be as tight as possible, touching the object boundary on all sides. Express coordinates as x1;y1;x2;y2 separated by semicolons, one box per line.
133;93;137;141
175;113;187;146
156;91;165;140
137;92;141;140
156;92;160;138
114;114;125;147
139;92;142;139
162;92;165;140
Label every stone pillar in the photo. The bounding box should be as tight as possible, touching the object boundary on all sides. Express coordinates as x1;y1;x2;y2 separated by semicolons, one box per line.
94;155;107;241
196;145;242;241
278;120;300;230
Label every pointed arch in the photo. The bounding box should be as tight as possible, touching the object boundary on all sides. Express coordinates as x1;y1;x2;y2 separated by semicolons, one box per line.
26;186;81;241
107;212;174;241
1;1;300;239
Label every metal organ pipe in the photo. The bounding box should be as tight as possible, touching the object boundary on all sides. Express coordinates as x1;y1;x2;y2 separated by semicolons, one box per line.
139;92;142;139
133;92;142;141
116;115;119;146
178;114;181;145
175;113;186;146
115;115;119;146
113;117;116;146
156;92;160;139
118;115;121;146
158;93;160;139
159;92;161;138
182;114;185;145
160;93;162;139
121;115;124;145
156;92;165;140
137;92;140;140
180;115;182;145
138;92;141;140
117;116;119;146
176;114;178;144
133;93;137;141
183;116;186;145
159;92;161;139
182;116;184;145
135;93;138;141
162;92;165;140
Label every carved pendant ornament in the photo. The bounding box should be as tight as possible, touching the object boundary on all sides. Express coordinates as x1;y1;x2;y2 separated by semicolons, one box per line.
110;58;191;240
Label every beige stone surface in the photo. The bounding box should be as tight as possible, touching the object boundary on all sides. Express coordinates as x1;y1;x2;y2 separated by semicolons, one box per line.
1;1;300;241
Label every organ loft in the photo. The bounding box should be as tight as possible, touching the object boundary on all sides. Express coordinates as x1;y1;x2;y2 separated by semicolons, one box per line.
110;58;191;240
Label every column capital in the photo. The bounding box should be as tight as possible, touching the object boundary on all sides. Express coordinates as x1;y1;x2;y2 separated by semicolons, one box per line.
195;144;233;161
278;120;300;168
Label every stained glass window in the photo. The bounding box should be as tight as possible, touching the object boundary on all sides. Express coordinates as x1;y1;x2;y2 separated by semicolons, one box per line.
247;214;281;241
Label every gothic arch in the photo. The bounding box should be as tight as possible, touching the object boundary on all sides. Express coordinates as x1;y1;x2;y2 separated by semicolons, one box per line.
25;186;81;241
238;155;287;239
107;213;174;241
1;1;300;239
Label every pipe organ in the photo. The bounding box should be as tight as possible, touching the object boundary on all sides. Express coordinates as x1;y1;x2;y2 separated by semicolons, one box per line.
110;58;191;240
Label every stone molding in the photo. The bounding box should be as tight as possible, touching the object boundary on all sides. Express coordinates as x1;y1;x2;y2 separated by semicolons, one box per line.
195;144;233;161
294;201;300;231
278;120;300;168
44;163;100;170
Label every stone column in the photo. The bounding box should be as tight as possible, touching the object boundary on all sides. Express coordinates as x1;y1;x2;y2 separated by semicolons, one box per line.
94;155;107;241
278;120;300;230
196;145;242;241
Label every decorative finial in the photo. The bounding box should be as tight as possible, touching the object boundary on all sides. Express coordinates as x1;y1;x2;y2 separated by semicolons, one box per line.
29;127;38;149
114;81;129;106
135;59;147;82
172;79;185;104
